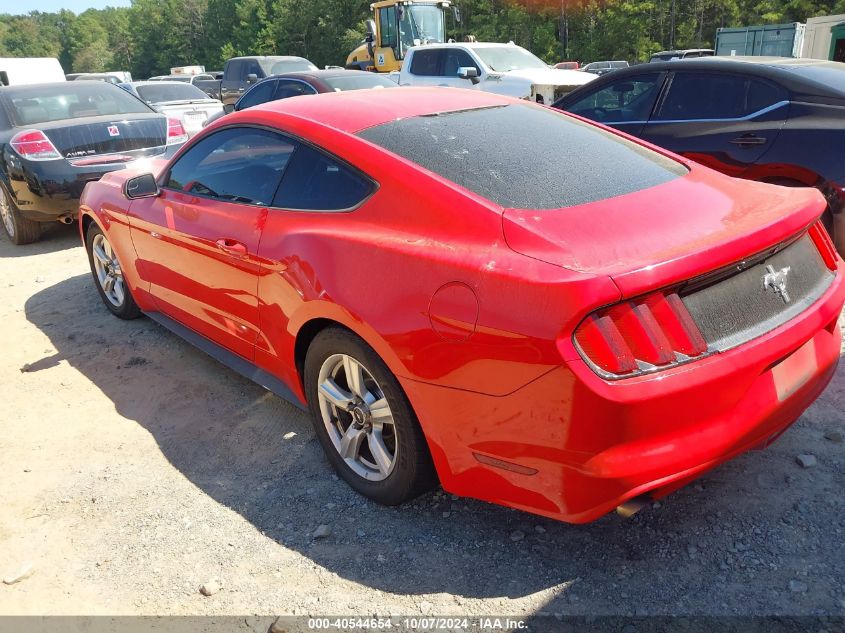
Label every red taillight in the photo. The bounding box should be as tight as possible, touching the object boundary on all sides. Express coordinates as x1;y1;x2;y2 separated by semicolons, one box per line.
809;220;838;270
166;117;188;145
10;129;61;161
574;291;707;378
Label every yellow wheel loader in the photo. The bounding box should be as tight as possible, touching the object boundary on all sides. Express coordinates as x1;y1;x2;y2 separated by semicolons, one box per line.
346;1;454;72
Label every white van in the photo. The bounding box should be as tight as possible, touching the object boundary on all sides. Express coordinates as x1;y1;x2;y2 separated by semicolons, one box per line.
0;58;66;86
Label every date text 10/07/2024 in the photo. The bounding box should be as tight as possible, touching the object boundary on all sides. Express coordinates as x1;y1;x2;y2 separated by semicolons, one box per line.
306;617;528;630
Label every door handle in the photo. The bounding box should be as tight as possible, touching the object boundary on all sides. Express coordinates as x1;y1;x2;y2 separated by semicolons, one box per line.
216;238;247;256
729;134;767;146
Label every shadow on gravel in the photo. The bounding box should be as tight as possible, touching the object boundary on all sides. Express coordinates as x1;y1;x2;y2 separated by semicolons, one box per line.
25;274;845;612
0;223;80;258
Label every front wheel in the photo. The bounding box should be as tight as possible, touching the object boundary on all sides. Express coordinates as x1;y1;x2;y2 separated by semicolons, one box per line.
304;328;436;505
85;222;142;319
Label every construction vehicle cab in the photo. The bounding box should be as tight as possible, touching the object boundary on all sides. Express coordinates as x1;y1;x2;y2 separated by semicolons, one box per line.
346;1;452;72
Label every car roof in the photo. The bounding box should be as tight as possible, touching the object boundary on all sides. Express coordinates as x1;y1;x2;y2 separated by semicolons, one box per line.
0;81;115;94
411;41;522;50
229;55;311;62
265;69;378;81
245;86;515;134
130;80;178;86
599;56;845;96
652;48;715;55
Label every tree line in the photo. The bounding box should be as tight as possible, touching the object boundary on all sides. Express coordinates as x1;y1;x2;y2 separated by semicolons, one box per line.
1;0;844;79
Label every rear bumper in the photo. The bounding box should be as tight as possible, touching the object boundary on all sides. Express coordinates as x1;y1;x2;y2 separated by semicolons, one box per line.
401;264;845;523
6;145;182;222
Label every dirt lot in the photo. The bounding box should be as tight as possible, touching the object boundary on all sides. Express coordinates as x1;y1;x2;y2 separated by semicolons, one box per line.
1;225;844;621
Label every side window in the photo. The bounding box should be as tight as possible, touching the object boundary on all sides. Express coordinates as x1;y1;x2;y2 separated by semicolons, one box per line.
409;49;443;76
273;80;318;99
236;80;276;110
657;73;749;121
225;61;240;82
165;128;296;206
746;78;785;112
379;6;397;50
273;144;374;211
442;49;480;77
245;60;263;78
567;73;663;123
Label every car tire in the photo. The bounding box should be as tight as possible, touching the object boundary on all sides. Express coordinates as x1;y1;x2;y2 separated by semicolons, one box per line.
85;222;142;320
0;184;41;245
304;327;436;505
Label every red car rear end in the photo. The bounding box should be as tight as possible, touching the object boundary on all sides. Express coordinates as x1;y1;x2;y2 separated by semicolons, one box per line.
79;88;845;523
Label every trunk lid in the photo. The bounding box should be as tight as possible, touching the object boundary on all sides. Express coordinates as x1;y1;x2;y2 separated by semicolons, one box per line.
502;169;827;297
38;113;167;163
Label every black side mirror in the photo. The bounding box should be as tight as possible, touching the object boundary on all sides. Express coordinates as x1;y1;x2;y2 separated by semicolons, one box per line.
124;173;160;199
246;73;258;84
457;67;480;85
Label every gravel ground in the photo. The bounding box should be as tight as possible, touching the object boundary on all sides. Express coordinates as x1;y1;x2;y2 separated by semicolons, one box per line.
0;225;844;620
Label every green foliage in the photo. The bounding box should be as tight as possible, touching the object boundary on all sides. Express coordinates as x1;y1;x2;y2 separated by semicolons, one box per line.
0;0;841;78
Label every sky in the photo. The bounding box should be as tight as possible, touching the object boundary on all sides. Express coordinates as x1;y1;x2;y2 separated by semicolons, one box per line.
4;0;131;14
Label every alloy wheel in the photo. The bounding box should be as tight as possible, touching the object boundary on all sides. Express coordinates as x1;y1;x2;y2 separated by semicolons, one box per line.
0;188;14;238
316;353;398;481
91;233;126;307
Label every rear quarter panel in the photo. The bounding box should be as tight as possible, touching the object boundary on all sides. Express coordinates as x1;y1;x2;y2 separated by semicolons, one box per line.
243;111;621;399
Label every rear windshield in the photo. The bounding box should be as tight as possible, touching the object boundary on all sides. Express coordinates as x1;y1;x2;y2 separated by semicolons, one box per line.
2;83;153;126
357;103;686;209
323;74;398;91
136;83;210;103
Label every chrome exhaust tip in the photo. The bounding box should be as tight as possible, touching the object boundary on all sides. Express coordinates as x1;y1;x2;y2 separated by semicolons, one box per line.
616;496;650;519
58;215;74;225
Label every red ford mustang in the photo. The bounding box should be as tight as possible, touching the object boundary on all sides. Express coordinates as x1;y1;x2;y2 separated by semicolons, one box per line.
78;87;845;523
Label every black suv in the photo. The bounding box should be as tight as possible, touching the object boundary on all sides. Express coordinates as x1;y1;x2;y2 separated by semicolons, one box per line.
554;57;845;251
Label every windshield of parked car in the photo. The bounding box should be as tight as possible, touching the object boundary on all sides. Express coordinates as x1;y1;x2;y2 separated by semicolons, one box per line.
3;82;153;126
160;76;192;82
136;83;211;103
358;103;686;209
263;58;319;75
473;47;549;72
323;74;398;91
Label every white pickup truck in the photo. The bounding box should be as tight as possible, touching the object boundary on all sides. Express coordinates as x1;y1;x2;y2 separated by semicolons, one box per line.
393;42;595;104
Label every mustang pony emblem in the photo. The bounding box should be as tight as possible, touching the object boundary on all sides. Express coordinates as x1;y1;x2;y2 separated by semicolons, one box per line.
762;264;791;303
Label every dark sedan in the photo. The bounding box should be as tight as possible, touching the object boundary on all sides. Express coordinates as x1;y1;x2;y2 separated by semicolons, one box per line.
0;81;188;245
204;69;397;126
554;57;845;252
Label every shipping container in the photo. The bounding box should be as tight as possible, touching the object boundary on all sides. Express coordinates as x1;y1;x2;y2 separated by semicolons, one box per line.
715;23;805;58
804;14;845;61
